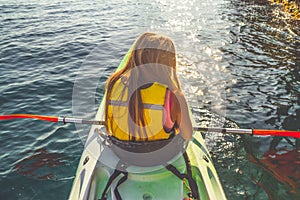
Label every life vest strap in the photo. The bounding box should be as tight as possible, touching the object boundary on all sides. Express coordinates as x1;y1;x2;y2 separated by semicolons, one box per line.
109;100;163;110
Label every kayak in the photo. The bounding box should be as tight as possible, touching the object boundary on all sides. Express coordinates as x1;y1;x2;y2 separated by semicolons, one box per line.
69;53;227;200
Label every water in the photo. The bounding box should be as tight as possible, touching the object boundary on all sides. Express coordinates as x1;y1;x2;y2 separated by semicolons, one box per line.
0;0;299;199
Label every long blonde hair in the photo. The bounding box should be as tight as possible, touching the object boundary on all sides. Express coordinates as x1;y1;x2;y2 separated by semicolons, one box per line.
105;32;181;141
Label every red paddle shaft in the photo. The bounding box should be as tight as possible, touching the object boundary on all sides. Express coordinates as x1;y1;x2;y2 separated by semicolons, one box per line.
0;114;299;138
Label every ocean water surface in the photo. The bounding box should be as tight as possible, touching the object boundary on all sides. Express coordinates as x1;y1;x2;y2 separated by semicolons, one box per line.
0;0;299;199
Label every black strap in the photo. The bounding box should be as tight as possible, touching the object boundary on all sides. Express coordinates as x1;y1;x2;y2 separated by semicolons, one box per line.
165;152;200;199
165;164;187;180
99;161;128;200
183;152;199;199
99;170;121;200
114;172;128;200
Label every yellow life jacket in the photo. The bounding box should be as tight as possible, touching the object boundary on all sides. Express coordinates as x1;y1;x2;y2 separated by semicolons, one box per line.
107;79;176;141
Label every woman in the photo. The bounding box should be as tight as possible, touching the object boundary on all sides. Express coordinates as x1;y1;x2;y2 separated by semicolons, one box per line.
105;32;192;144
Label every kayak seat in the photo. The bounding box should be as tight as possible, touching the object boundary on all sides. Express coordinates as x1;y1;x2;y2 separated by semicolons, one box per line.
107;134;186;167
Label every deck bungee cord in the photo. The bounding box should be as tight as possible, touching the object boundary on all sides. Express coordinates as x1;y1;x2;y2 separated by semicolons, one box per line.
1;114;299;138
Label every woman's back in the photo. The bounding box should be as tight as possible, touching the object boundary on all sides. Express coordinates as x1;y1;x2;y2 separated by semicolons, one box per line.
105;32;192;142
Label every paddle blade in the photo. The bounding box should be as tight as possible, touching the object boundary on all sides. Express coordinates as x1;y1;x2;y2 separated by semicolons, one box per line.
253;129;300;138
0;114;58;123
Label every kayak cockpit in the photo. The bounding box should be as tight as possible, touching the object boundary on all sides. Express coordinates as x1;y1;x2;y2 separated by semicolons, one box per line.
88;157;187;200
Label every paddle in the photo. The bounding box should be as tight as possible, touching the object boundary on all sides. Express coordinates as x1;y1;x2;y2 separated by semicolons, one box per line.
0;114;299;138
